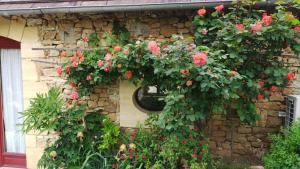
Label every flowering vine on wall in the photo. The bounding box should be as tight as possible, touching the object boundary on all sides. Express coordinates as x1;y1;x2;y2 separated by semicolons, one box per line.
57;1;299;132
22;1;300;169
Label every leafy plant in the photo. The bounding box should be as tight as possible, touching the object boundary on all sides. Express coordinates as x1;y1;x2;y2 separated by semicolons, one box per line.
22;87;64;133
22;88;120;169
99;117;120;150
116;126;218;169
263;119;300;169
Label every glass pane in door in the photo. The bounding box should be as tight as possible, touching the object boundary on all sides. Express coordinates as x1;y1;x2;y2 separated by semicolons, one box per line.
0;49;26;153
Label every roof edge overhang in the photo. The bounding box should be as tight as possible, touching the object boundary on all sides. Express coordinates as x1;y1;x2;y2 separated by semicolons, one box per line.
0;1;276;16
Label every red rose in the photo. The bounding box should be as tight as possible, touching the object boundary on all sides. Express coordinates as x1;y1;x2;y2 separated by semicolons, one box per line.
257;94;264;101
66;66;72;74
262;13;272;26
197;8;206;16
104;67;110;73
162;44;169;49
258;80;265;88
287;72;296;81
215;5;224;12
181;69;189;75
129;149;133;159
186;80;193;86
114;46;121;53
56;66;63;76
125;70;133;79
71;91;79;100
235;24;245;31
182;140;187;145
293;26;300;34
269;85;278;92
193;52;208;66
69;82;76;88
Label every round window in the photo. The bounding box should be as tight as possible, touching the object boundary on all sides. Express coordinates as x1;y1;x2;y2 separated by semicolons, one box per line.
132;86;165;112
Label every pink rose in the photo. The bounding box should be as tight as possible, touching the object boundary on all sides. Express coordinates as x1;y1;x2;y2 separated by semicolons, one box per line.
83;37;89;43
181;69;189;75
86;75;92;81
202;28;208;35
215;5;224;12
148;41;160;55
76;51;85;62
262;13;272;26
235;24;245;31
97;60;104;67
70;56;77;63
71;91;79;100
193;52;208;66
56;66;63;76
197;8;206;16
251;22;263;33
104;53;112;61
72;61;78;67
186;80;193;86
124;48;129;55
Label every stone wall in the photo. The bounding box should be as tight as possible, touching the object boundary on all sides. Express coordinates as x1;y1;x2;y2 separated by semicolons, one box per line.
207;53;300;161
17;11;194;168
2;9;299;168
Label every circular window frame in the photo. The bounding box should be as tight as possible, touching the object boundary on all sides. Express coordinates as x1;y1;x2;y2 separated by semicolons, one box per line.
132;86;165;113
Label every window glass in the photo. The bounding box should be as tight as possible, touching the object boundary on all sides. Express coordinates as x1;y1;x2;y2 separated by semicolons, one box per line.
132;86;165;112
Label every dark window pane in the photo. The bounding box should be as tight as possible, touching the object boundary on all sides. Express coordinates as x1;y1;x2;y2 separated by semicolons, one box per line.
133;86;165;112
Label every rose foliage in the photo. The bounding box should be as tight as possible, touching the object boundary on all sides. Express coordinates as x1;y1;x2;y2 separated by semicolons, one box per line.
59;2;300;132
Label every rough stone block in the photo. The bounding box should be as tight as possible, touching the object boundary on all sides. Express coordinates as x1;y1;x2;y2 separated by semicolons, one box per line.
238;127;252;134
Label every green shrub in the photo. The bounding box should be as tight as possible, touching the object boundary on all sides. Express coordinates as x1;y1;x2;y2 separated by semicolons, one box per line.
115;125;218;169
22;87;64;132
263;119;300;169
21;87;120;169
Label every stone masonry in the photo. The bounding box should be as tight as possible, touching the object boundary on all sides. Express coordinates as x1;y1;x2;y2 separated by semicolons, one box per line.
4;9;299;168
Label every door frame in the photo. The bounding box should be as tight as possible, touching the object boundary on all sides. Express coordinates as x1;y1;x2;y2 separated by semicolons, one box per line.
0;36;26;168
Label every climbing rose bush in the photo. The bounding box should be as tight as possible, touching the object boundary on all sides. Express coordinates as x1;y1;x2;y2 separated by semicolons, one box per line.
59;1;299;131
